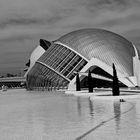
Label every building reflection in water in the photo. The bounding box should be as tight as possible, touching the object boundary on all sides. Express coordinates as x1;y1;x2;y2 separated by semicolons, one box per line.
77;97;82;116
113;101;121;133
88;98;94;117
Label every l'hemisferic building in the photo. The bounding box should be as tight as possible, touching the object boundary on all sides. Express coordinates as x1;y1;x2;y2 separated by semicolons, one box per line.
24;28;140;90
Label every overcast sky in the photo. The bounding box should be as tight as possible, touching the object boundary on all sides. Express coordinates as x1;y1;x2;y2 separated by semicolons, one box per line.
0;0;140;75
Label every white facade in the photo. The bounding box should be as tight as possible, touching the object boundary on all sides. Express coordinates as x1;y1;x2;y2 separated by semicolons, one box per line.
24;45;45;77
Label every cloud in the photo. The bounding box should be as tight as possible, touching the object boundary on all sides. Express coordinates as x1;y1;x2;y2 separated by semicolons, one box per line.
0;0;77;41
0;0;140;74
0;0;139;40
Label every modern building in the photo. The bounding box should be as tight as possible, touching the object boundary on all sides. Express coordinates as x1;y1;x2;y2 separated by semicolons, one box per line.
25;28;140;90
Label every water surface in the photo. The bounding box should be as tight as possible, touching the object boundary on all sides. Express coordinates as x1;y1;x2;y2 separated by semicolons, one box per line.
0;89;140;140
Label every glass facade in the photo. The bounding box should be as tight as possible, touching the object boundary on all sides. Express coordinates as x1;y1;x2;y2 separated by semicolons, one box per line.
27;43;87;90
27;63;70;90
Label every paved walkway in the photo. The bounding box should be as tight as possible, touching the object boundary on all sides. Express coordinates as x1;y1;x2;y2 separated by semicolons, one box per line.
65;88;140;100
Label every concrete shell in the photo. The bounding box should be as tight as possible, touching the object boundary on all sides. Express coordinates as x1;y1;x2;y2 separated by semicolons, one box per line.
57;28;136;76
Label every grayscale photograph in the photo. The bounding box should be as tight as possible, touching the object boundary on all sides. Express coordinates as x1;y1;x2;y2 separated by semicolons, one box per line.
0;0;140;139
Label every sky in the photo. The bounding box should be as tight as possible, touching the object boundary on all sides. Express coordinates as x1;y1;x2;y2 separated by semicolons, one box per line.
0;0;140;75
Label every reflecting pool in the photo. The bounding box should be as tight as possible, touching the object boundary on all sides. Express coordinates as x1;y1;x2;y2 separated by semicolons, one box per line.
0;89;140;140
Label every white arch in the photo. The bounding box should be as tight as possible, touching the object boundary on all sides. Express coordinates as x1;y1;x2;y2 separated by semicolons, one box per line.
132;44;139;58
68;58;136;90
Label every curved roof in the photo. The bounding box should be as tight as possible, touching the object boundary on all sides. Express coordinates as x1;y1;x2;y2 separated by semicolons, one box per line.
24;45;45;77
56;28;135;76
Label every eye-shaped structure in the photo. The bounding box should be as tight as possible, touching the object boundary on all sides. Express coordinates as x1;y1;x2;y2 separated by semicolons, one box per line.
25;28;140;90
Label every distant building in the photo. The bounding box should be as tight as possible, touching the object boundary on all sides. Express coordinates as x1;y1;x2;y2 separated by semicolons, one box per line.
24;28;140;90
